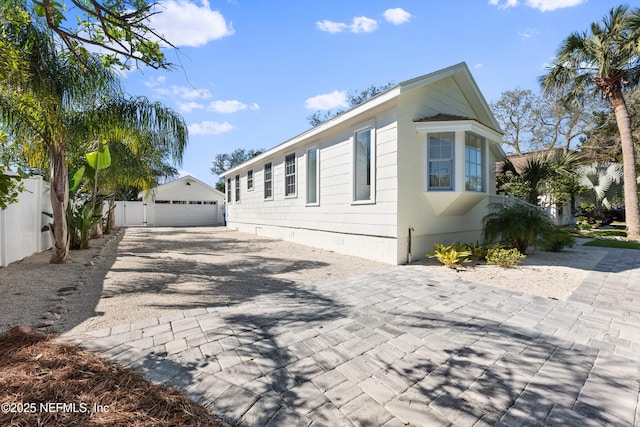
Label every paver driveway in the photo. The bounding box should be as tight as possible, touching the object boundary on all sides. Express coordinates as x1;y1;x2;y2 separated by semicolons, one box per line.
65;230;640;426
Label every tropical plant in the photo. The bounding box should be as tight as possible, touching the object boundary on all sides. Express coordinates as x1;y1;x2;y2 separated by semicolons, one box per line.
498;150;583;207
0;169;26;209
483;203;554;254
485;247;526;268
0;10;187;263
540;5;640;241
577;162;624;221
538;228;576;252
427;244;472;269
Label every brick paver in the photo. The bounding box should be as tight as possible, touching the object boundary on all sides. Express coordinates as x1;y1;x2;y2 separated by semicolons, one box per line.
63;249;640;426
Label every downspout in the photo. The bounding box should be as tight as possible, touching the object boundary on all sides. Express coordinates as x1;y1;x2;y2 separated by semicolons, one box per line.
407;227;415;264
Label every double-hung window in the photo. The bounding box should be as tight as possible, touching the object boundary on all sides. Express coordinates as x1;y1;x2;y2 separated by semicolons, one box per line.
353;128;374;202
247;170;254;190
306;148;319;205
264;163;273;199
428;132;454;190
285;154;296;197
234;175;240;202
465;132;485;192
226;178;232;202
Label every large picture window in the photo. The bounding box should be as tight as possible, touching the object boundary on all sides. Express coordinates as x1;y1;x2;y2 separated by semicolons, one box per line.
306;148;319;205
428;132;454;190
465;132;485;192
354;128;373;202
285;154;296;197
264;163;272;199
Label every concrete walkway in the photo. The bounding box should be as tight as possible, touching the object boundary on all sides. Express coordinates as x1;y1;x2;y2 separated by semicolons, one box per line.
65;249;640;426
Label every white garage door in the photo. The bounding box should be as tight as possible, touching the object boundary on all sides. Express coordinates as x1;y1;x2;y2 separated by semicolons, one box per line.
154;202;218;226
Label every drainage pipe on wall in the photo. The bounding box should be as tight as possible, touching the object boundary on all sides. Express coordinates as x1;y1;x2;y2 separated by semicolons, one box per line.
407;226;415;264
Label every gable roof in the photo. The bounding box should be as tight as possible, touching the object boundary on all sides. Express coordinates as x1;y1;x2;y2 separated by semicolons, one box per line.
221;62;502;177
140;175;224;200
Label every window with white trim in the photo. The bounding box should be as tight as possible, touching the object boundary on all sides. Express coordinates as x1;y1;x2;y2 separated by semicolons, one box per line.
428;132;454;190
226;178;232;202
247;170;254;190
465;132;485;192
285;153;296;197
306;147;319;205
234;175;240;202
353;128;374;202
264;163;273;199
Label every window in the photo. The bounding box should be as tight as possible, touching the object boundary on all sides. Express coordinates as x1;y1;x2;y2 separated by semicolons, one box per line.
428;132;454;190
227;178;232;202
264;163;273;199
307;148;319;205
285;153;296;197
247;170;254;190
354;128;373;202
234;174;240;202
465;132;485;192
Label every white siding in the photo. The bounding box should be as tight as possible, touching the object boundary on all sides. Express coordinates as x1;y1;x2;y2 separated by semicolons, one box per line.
226;106;400;263
395;77;500;264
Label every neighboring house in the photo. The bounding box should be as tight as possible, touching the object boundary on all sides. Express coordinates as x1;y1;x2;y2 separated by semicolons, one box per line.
221;63;506;264
132;175;225;227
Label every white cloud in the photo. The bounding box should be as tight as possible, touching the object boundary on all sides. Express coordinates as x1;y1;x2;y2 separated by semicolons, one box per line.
518;28;539;39
316;16;378;34
207;100;260;114
150;0;234;48
525;0;586;12
489;0;586;11
305;90;348;110
474;63;484;69
178;101;205;113
188;121;234;135
383;8;412;25
316;20;349;34
144;76;166;88
155;85;212;100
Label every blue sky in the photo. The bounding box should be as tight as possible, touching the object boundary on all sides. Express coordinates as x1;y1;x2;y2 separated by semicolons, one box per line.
122;0;634;187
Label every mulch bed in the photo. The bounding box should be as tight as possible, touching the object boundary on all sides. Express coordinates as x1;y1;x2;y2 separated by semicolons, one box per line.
0;327;228;427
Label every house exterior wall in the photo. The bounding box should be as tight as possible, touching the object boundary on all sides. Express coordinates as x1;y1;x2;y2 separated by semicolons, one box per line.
395;77;500;263
225;104;401;264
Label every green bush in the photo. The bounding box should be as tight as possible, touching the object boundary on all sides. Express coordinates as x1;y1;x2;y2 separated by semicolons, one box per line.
486;247;526;268
427;244;472;269
465;241;489;261
483;204;554;254
539;227;576;252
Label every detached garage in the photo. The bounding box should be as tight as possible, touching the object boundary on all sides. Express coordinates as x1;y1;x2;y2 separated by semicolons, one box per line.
141;175;225;227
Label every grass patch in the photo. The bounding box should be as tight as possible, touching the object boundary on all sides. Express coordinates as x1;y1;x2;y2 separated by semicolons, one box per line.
0;328;227;427
584;239;640;250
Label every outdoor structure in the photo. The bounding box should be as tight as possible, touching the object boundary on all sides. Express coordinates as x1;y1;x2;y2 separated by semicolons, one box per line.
221;62;506;264
134;175;225;227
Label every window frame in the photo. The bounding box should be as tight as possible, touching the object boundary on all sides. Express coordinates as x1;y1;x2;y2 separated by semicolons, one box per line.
306;146;320;206
464;132;486;192
234;174;240;202
352;126;376;204
226;178;232;203
247;169;254;191
427;132;455;191
263;162;273;200
284;153;297;198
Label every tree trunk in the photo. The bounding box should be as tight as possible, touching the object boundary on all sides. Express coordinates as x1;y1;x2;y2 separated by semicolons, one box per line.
49;143;70;263
610;90;640;241
106;194;116;234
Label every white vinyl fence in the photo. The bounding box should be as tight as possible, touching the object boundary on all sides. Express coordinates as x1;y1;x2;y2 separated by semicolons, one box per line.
113;201;146;226
0;176;52;267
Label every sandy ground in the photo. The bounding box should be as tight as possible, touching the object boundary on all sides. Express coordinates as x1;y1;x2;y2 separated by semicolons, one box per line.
0;227;609;336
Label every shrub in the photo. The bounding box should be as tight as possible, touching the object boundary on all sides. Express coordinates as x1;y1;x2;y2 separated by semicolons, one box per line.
465;241;489;261
539;227;576;252
427;244;472;269
483;204;554;254
486;247;526;268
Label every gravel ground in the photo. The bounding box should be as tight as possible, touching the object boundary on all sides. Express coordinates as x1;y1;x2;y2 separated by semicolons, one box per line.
0;227;609;336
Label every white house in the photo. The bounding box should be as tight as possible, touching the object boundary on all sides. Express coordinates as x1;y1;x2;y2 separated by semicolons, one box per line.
133;175;225;227
221;63;506;264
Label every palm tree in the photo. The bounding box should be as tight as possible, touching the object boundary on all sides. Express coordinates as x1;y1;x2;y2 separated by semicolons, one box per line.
577;162;624;220
0;10;187;262
540;5;640;241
